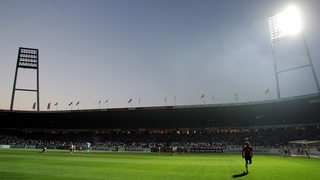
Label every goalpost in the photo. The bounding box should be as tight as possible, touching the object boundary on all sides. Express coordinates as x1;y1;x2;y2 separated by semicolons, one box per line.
289;140;320;158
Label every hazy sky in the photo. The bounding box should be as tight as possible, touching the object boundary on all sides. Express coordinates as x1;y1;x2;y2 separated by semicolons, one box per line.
1;0;320;110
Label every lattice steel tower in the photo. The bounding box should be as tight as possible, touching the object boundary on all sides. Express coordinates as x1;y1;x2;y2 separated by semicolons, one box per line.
10;47;40;111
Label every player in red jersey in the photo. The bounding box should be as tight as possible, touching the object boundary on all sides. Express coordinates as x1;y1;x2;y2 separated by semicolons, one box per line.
242;141;253;173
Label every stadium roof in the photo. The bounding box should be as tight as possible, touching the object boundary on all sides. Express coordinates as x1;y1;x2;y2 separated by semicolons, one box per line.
1;93;320;130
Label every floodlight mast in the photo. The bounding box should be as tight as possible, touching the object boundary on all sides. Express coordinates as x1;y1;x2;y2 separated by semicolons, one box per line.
10;47;40;111
268;5;320;99
301;33;320;93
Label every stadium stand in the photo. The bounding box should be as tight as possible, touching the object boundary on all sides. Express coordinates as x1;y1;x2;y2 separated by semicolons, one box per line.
1;94;320;153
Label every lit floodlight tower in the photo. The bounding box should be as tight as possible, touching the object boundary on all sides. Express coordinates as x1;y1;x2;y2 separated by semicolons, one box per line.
268;5;320;99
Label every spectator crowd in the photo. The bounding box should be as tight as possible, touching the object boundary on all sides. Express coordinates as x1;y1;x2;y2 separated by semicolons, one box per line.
1;125;319;152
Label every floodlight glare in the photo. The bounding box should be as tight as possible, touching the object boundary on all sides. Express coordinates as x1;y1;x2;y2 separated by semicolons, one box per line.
279;6;301;35
268;5;302;41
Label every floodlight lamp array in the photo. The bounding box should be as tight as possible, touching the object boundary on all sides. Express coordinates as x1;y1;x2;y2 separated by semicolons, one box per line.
17;48;39;69
268;6;301;42
268;15;286;42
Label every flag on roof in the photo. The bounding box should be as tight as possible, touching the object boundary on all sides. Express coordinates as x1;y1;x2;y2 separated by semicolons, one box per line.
265;88;270;94
234;92;239;101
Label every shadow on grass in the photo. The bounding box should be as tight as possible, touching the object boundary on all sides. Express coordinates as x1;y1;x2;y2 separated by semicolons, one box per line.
232;172;248;178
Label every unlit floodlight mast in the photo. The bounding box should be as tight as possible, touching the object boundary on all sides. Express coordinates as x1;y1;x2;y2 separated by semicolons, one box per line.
268;5;320;99
10;47;40;111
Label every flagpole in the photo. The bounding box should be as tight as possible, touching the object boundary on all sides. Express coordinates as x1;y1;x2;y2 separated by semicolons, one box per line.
128;98;133;108
234;93;239;103
76;101;80;110
54;102;58;111
139;97;141;107
200;94;205;105
202;97;205;105
264;89;271;100
104;100;109;110
47;102;51;111
68;102;74;110
32;102;36;111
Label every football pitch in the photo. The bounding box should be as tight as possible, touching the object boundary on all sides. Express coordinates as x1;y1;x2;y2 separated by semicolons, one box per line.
0;149;319;180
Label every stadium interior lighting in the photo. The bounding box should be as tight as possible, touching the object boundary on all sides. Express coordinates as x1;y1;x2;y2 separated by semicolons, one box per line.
269;5;302;41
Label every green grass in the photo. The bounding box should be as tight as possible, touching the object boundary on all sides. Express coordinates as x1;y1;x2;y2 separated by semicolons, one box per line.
0;149;319;179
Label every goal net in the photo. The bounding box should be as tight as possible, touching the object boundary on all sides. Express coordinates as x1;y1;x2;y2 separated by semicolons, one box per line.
288;140;320;158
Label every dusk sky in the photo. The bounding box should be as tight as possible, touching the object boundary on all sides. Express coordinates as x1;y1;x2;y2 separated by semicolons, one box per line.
1;0;320;111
